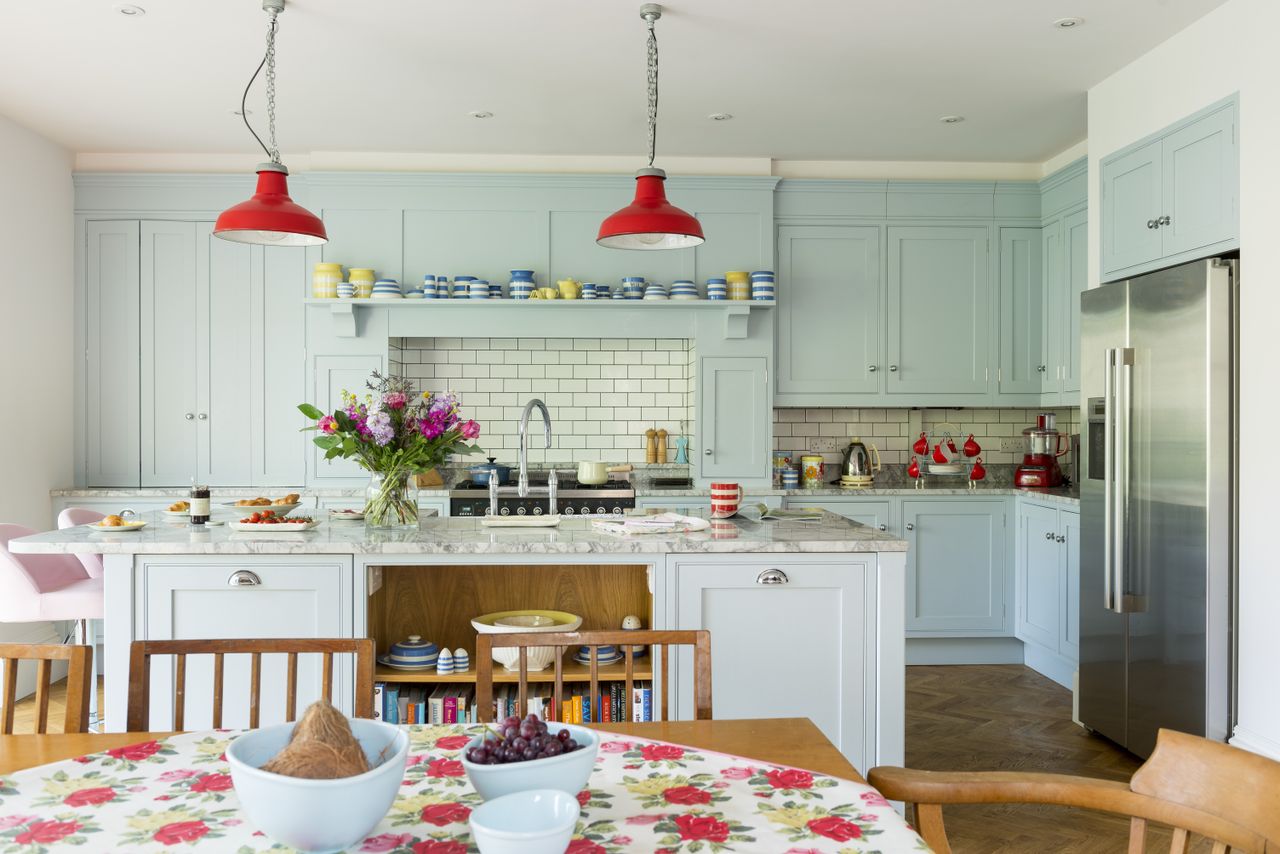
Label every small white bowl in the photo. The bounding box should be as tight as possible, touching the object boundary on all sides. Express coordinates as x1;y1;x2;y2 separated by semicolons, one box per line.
469;788;580;854
462;722;598;802
226;717;409;854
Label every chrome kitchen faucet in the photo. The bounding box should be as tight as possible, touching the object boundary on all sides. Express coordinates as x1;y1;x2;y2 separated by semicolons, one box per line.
516;398;553;498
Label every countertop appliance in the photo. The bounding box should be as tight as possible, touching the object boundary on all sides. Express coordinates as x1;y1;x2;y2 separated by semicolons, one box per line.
840;438;881;488
1014;413;1069;488
450;472;635;518
1079;256;1236;759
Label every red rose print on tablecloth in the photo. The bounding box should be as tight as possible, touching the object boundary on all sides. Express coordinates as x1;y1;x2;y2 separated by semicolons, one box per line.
765;768;814;790
361;832;415;852
674;813;730;843
189;772;234;793
663;785;712;805
106;740;161;762
860;790;890;807
576;789;592;807
600;740;633;754
0;815;38;830
807;815;862;842
565;839;608;854
425;758;464;778
640;743;684;762
63;786;116;807
153;820;210;846
157;769;198;783
610;836;633;846
433;735;471;751
411;840;468;854
782;848;825;854
625;814;664;825
15;819;81;845
719;766;754;779
419;802;470;826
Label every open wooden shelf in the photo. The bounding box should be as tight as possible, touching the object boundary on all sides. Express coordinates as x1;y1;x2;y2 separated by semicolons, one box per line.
376;658;652;684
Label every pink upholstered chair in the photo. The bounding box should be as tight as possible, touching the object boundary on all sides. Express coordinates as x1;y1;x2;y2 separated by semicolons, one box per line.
56;508;105;579
0;523;105;725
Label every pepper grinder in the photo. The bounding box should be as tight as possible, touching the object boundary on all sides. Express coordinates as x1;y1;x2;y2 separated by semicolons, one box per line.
645;428;658;464
656;429;668;464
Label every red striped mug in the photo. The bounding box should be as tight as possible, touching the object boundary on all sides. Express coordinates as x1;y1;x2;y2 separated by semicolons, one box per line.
710;482;743;518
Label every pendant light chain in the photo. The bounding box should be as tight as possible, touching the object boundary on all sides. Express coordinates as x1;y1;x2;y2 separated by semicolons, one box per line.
646;16;659;168
264;10;279;164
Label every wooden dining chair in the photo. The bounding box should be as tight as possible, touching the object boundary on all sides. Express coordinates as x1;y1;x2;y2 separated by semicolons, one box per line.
0;643;93;734
868;728;1280;854
475;629;712;724
126;638;375;731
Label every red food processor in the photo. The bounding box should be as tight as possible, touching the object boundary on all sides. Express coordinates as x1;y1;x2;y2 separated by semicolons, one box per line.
1014;413;1068;488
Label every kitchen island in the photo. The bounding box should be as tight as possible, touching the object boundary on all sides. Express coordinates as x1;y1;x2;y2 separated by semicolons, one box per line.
12;511;906;773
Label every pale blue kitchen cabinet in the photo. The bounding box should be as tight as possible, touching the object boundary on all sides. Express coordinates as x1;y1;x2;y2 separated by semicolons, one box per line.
1060;509;1080;661
785;498;893;534
698;357;770;481
886;227;990;396
202;228;254;486
775;225;882;402
1059;209;1088;400
997;227;1044;395
1015;498;1080;688
85;221;142;487
309;354;387;483
901;498;1008;634
1100;97;1238;280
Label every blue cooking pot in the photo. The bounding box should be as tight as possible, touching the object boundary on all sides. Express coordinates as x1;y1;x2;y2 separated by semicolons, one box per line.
468;458;511;485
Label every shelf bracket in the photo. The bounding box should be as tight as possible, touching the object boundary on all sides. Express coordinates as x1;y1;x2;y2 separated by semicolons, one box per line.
329;302;357;338
723;304;750;339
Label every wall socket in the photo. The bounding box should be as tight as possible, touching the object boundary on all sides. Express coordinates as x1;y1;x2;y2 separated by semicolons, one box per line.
811;437;841;453
999;438;1025;453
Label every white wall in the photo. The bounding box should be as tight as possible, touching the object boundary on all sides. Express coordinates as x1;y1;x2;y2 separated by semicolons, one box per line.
1088;0;1280;759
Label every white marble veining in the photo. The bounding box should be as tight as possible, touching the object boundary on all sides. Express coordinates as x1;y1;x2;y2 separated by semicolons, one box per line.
10;511;907;556
642;484;1080;505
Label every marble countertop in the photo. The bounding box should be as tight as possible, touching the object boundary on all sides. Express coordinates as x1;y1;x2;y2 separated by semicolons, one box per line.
641;484;1080;506
11;510;908;556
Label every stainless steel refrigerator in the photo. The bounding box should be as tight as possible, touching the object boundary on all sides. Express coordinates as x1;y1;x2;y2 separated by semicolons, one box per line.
1079;257;1236;759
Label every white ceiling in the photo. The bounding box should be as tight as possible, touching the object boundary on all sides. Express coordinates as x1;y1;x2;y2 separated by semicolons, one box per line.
0;0;1228;165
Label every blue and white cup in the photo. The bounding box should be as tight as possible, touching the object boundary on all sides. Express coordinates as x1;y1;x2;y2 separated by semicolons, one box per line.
421;274;436;295
780;467;800;488
437;275;451;299
469;279;490;299
612;287;626;300
510;270;535;284
643;282;669;300
581;282;598;300
509;280;534;300
706;277;728;301
337;281;354;299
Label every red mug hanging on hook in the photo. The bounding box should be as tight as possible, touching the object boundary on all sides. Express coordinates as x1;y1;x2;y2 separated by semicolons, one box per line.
963;434;981;457
932;443;950;464
912;432;929;456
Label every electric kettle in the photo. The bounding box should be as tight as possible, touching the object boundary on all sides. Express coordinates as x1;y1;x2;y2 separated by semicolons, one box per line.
841;438;882;481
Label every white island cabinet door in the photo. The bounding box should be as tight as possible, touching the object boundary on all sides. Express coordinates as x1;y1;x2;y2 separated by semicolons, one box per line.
138;557;355;729
673;556;882;773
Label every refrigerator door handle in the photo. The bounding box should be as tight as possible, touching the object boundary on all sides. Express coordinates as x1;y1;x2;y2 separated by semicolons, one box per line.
1104;348;1116;612
1115;347;1135;613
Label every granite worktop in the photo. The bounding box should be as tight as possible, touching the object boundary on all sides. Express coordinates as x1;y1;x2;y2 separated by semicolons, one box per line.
11;510;907;556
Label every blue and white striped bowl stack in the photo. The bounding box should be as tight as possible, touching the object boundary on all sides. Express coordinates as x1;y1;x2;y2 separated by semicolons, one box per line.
669;280;699;301
469;279;490;300
436;275;451;299
611;287;626;300
706;277;728;301
420;275;436;299
643;282;669;300
581;282;599;300
372;279;403;299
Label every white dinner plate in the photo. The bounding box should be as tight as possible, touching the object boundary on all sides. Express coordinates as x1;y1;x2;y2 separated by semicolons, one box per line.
87;520;146;532
229;519;319;533
480;515;561;527
223;501;301;517
328;508;365;521
162;509;190;518
376;657;438;671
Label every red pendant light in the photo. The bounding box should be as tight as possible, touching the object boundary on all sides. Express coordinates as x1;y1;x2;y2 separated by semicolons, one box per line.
597;5;704;251
214;0;326;247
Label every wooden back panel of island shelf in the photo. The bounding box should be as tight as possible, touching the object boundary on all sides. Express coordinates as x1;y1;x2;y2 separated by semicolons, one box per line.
475;629;712;724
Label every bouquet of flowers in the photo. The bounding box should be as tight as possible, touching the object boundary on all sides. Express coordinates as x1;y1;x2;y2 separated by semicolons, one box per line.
299;372;482;528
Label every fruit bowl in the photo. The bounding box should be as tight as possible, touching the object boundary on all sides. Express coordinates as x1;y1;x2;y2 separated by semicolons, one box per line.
471;610;582;671
462;721;598;801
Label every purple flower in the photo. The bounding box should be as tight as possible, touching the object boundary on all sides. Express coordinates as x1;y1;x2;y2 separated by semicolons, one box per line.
460;419;480;440
367;411;395;446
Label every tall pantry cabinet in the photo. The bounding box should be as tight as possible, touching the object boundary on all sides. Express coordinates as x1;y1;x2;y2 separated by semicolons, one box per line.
84;220;306;487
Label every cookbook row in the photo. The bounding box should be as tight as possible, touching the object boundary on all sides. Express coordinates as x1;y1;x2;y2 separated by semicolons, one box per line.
374;681;657;725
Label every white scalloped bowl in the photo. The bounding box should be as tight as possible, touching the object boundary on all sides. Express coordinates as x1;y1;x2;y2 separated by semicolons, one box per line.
470;610;582;671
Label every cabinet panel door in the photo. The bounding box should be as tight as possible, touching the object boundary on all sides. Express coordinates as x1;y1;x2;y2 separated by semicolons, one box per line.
201;226;254;486
1061;209;1088;399
789;499;892;533
903;499;1006;632
257;247;308;485
674;559;869;770
309;354;386;481
1060;509;1081;661
998;227;1044;394
1040;217;1062;400
1101;140;1162;275
85;221;142;486
699;357;769;480
140;221;199;486
887;227;989;395
141;559;351;729
776;225;881;396
1162;106;1237;257
1016;502;1060;649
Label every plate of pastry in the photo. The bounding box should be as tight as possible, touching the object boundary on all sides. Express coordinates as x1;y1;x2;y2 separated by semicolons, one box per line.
328;508;365;522
163;500;190;518
88;514;146;532
221;493;302;516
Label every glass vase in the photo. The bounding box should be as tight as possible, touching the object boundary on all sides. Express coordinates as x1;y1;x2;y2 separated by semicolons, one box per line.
364;470;419;530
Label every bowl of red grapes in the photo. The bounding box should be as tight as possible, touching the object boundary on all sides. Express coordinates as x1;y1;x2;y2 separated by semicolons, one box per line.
462;715;598;801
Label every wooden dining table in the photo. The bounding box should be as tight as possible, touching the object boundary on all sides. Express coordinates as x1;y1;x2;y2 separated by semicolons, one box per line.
0;717;866;782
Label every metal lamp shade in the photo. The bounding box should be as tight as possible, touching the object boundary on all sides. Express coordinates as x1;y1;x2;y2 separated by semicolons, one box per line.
597;169;704;250
214;164;327;246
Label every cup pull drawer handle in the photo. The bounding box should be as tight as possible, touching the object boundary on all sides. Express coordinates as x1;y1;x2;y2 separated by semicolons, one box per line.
227;570;262;587
756;568;789;585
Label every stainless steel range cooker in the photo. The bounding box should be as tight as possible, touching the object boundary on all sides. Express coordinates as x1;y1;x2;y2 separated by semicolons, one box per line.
449;472;635;517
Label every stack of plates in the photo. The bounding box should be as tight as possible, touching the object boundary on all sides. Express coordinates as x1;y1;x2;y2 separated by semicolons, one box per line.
574;645;623;665
377;635;439;670
372;279;403;299
669;280;699;300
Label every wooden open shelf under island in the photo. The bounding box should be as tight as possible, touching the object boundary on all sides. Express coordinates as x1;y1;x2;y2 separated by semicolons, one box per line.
376;658;653;684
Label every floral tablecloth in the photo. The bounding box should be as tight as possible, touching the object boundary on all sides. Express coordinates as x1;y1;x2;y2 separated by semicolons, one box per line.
0;725;930;853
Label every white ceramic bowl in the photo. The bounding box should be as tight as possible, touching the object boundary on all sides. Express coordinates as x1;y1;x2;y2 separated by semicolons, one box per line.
462;722;598;802
471;610;582;671
226;718;409;854
468;789;580;854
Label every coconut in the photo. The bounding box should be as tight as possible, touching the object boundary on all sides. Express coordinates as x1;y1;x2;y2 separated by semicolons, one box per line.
260;699;371;779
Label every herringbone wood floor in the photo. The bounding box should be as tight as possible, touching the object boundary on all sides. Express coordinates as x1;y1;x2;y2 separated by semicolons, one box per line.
906;664;1212;853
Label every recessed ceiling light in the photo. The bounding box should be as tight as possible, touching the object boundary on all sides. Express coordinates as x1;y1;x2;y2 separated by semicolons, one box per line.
113;3;145;15
468;110;494;119
939;115;965;124
1052;17;1084;28
708;113;733;122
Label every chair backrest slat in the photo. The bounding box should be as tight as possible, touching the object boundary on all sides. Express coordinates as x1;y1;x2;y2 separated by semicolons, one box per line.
174;654;187;731
1168;827;1190;854
1128;817;1147;854
474;630;712;723
0;643;93;735
126;639;375;731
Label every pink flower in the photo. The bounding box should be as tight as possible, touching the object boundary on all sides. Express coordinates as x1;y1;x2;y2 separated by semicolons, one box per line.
783;849;825;854
807;816;862;842
361;832;415;852
600;740;633;754
153;820;210;846
720;766;754;779
625;814;664;825
434;735;471;751
640;743;684;762
765;768;814;790
319;415;338;434
15;820;81;845
157;769;199;783
189;772;233;793
663;785;712;805
860;790;891;808
420;802;470;826
0;815;38;831
565;840;607;854
63;787;116;807
383;392;407;410
460;419;481;440
425;758;464;778
106;739;161;761
610;836;633;846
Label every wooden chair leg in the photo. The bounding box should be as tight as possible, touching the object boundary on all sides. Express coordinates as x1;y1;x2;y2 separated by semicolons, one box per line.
249;653;262;729
914;804;953;854
1128;817;1148;854
212;653;224;729
174;654;187;731
1;657;17;735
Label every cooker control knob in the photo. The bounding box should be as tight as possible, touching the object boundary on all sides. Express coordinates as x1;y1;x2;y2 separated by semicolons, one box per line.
499;507;510;516
612;507;622;515
563;506;574;515
516;506;527;515
532;506;543;515
596;507;607;515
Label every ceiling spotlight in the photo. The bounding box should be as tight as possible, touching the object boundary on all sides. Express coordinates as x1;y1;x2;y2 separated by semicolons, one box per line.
1052;17;1084;28
468;110;494;119
113;3;145;15
939;115;965;124
708;113;733;121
